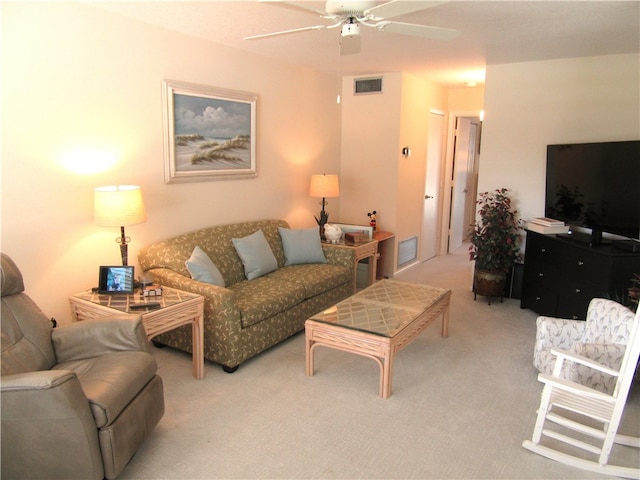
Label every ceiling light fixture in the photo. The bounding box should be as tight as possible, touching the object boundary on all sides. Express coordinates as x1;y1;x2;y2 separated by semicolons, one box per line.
341;19;360;38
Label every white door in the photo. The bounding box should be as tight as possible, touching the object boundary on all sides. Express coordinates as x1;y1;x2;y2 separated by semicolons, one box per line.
463;122;478;236
421;111;444;261
449;117;473;251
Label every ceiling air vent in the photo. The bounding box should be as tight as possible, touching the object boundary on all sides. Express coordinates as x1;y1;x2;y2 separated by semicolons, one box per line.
354;77;383;95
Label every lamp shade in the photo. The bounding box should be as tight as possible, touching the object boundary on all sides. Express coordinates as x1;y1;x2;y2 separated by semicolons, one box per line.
309;174;340;198
94;185;147;227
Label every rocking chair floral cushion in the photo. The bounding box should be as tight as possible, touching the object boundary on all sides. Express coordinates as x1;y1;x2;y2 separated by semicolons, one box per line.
533;298;635;394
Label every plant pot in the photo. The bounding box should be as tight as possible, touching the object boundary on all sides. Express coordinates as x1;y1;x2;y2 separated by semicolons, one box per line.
473;268;507;305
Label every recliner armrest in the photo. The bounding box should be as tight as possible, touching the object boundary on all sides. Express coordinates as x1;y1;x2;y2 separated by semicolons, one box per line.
1;370;105;480
53;315;150;363
1;369;77;391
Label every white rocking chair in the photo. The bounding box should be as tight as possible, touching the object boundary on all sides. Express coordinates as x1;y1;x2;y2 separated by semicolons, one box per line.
523;305;640;479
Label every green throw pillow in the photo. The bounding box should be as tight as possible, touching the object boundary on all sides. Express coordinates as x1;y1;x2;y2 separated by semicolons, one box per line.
278;227;326;266
185;246;225;287
232;230;278;280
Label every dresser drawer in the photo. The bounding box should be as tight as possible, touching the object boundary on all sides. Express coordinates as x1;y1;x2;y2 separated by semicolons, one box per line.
525;232;564;266
562;248;611;281
557;280;602;319
521;286;558;317
523;261;559;289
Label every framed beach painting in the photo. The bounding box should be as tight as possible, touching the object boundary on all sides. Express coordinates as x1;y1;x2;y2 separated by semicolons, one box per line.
162;80;257;183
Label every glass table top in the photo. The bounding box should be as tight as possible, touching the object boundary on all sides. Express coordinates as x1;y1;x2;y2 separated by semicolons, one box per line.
72;287;199;313
309;280;450;337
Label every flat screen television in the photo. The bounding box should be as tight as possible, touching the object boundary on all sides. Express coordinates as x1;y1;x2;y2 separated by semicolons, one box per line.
545;140;640;244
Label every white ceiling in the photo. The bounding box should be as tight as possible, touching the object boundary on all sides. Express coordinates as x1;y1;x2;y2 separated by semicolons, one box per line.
90;0;640;87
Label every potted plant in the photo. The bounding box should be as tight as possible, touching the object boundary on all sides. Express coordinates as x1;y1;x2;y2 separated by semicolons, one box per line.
468;188;525;304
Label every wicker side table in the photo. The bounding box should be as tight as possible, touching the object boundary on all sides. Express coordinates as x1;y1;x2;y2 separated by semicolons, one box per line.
69;287;205;379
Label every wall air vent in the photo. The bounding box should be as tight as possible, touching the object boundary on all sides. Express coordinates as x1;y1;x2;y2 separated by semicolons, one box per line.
354;77;383;95
397;236;418;268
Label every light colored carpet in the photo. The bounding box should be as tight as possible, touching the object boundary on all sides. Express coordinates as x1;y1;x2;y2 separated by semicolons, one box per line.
120;246;640;479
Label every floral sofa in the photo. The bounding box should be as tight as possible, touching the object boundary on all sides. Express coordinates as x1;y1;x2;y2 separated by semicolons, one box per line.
138;220;354;372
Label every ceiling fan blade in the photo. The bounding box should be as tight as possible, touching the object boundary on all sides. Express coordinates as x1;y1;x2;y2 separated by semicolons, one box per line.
257;0;329;16
365;1;447;20
340;34;361;56
377;21;460;41
244;25;327;40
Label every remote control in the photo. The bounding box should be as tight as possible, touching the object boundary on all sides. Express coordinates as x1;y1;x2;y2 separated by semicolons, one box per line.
129;303;161;310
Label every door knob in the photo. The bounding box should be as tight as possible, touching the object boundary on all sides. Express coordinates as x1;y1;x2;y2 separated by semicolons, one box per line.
425;195;434;199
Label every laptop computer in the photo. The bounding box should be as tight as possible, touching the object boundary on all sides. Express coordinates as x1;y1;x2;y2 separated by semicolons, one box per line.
98;266;135;294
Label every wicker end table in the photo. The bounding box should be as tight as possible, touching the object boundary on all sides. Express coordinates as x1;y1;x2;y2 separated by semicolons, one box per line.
69;286;205;379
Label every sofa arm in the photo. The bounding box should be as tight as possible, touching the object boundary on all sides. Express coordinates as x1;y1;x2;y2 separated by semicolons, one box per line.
322;244;356;269
53;315;150;363
1;371;104;480
145;267;239;328
533;316;586;373
146;268;235;307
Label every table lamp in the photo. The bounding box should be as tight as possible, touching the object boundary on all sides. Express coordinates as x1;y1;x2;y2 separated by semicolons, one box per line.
94;185;147;266
309;174;340;238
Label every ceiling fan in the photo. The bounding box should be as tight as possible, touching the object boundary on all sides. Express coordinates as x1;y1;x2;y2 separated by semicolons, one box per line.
244;0;461;56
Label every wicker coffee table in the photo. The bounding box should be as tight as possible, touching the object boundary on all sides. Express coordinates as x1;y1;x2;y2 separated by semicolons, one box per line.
305;279;451;399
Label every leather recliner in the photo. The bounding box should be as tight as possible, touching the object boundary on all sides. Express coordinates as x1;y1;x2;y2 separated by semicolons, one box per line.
1;253;165;479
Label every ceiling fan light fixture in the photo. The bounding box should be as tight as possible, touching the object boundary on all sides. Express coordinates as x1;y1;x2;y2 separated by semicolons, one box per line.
341;21;360;37
249;0;460;52
326;0;376;16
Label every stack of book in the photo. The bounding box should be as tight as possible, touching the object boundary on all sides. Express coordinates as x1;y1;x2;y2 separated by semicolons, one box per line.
526;217;570;234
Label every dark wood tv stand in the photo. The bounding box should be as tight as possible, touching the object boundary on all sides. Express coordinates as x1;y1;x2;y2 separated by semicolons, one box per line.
520;230;640;319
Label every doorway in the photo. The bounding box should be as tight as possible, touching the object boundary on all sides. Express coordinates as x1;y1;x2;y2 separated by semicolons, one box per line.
420;110;445;262
440;112;481;254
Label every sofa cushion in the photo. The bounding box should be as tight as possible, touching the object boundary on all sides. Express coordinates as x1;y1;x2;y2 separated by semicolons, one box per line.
229;276;306;328
278;227;326;266
185;246;225;287
54;351;158;428
138;220;289;288
268;263;352;298
232;230;278;280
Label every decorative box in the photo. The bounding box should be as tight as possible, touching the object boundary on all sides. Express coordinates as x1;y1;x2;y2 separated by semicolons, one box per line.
345;232;369;244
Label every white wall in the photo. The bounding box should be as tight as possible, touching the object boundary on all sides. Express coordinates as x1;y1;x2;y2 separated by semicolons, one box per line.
340;73;448;270
397;74;446;253
479;54;640;224
1;2;341;323
340;73;402;230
